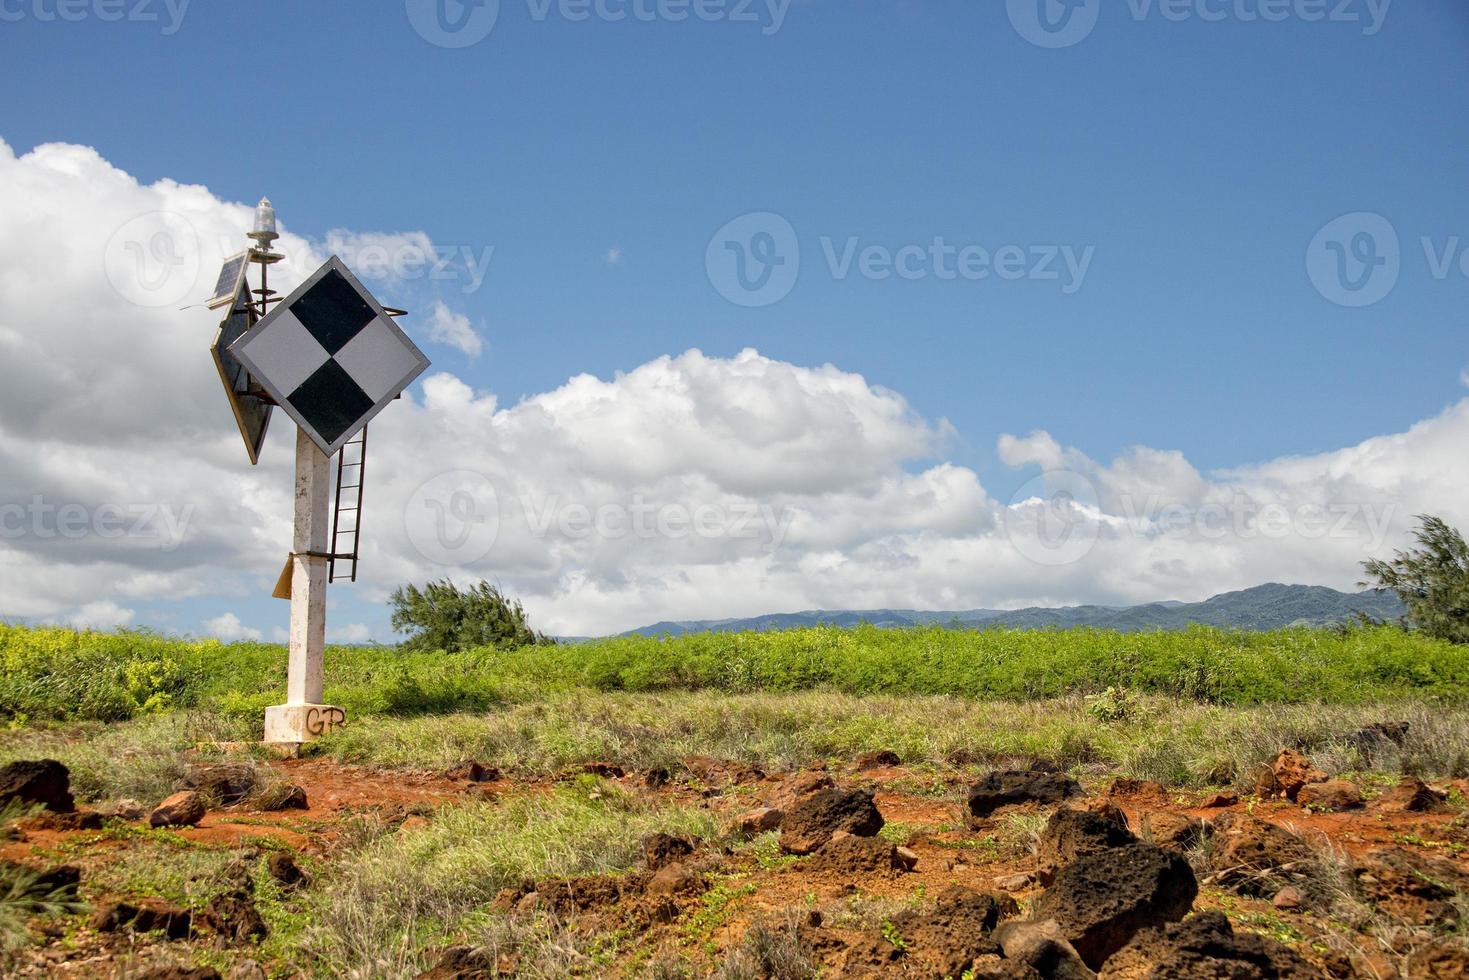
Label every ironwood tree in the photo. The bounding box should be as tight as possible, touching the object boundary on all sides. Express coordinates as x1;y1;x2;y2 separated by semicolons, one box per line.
389;580;551;653
1362;515;1469;644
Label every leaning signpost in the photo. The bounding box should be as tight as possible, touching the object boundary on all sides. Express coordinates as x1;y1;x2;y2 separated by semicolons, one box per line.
209;200;430;747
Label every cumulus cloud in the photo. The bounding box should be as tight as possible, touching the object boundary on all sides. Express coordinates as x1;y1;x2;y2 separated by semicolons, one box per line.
425;301;483;357
204;612;262;642
63;601;136;631
328;622;372;644
2;139;1466;638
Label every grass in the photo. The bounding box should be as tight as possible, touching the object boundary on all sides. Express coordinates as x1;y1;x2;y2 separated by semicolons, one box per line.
296;779;719;977
4;622;1469;728
5;691;1469;809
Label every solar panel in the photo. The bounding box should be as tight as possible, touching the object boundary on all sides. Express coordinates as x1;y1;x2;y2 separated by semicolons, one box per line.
211;275;273;464
206;251;251;310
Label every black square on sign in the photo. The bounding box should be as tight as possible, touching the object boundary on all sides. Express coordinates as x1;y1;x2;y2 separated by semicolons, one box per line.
292;269;377;354
288;359;374;446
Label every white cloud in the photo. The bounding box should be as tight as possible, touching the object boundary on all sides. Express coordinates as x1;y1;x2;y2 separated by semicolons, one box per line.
606;246;622;266
204;612;262;642
329;622;372;644
64;601;136;631
426;301;483;357
1;139;1466;637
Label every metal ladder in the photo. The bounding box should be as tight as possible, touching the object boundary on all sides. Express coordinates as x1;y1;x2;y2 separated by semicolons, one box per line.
329;426;368;583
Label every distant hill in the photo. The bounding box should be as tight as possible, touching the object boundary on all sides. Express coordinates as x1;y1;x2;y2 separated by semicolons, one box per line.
620;584;1405;637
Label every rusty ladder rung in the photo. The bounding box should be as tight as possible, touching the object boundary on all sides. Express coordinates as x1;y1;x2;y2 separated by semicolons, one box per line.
329;425;368;584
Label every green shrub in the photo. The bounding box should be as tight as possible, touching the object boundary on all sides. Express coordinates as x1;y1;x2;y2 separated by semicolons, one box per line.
390;579;551;654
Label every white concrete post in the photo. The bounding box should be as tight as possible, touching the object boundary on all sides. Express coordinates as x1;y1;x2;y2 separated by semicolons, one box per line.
287;428;328;704
263;428;346;745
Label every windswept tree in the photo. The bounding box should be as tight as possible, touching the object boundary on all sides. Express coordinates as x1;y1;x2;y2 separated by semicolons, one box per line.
389;580;552;654
1361;515;1469;644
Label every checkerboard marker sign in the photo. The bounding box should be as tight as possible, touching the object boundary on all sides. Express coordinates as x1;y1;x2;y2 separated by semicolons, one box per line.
229;256;430;456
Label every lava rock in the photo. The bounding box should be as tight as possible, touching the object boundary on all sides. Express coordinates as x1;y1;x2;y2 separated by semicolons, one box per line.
1033;842;1198;969
150;790;207;828
1354;847;1466;928
0;759;74;813
1373;777;1449;813
737;807;783;835
90;900;193;939
1257;748;1327;802
255;783;308;811
995;919;1095;979
966;770;1084;824
642;832;695;870
265;851;307;889
779;786;883;855
1296;779;1362;811
1100;910;1317;978
1036;804;1135;885
1208;812;1314;894
198;889;267;945
854;749;901;770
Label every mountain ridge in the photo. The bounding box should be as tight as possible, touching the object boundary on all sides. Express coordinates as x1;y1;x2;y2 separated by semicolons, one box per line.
618;583;1405;637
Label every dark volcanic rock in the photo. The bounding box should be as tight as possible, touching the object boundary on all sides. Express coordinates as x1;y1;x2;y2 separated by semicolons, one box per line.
1036;804;1135;884
1100;910;1317;978
1373;776;1449;813
809;834;906;876
0;759;74;812
854;749;901;770
1033;842;1198;969
641;831;695;870
185;763;259;806
966;770;1084;824
90;900;194;939
265;851;307;889
198;889;268;945
1207;812;1314;894
1354;847;1466;928
779;786;883;855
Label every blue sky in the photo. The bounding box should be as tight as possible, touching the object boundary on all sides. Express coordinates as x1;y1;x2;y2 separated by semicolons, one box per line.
3;0;1469;637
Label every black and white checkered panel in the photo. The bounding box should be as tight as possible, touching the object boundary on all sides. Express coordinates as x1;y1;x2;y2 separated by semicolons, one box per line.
235;266;425;451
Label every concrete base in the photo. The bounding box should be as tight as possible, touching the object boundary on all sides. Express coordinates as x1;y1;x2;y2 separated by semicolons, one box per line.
263;703;346;746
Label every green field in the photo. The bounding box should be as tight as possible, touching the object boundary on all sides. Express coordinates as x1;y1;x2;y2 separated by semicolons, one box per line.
3;621;1466;728
4;621;1469;977
3;621;1468;803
